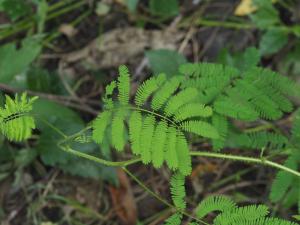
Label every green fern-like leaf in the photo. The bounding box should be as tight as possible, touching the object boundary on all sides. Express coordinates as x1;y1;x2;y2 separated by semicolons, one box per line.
212;114;228;151
165;126;178;170
234;131;288;150
111;109;127;151
174;103;212;122
92;111;112;144
135;74;166;107
270;156;297;202
118;65;130;105
92;65;221;174
176;131;192;176
140;115;155;164
151;76;181;110
151;120;168;168
128;111;143;154
180;120;219;139
195;195;237;219
0;93;38;142
214;205;269;225
170;172;186;210
164;213;182;225
164;88;198;116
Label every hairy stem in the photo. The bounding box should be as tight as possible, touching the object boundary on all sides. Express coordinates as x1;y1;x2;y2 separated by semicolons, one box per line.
190;151;300;177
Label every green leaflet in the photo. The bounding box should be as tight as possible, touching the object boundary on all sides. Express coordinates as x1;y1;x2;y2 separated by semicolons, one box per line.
129;111;143;154
170;172;186;210
212;114;228;151
176;132;191;176
151;76;181;110
174;103;213;122
151;120;168;168
118;65;130;105
140;115;155;164
164;87;198;116
270;156;297;202
180;120;219;139
135;74;166;107
165;126;178;170
196;195;237;219
92;111;112;144
214;205;269;225
111;109;127;151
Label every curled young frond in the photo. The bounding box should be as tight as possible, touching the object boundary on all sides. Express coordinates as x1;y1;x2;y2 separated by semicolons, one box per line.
0;93;38;142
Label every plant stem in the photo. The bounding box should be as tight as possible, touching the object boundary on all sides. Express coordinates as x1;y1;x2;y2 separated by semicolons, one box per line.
190;151;300;177
60;146;141;167
57;145;300;178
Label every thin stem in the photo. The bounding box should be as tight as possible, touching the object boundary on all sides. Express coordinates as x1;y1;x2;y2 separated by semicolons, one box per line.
60;145;141;167
122;167;209;225
190;151;300;177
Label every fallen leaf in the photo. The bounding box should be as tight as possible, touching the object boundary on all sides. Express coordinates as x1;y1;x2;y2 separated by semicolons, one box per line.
234;0;277;16
108;169;137;225
190;162;218;179
234;0;256;16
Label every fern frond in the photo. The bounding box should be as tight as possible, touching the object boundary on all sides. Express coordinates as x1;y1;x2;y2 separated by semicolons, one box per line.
140;115;155;164
170;172;186;210
92;111;112;144
214;205;269;225
235;131;288;150
164;213;182;225
195;195;237;219
212;114;228;151
165;126;178;170
173;103;213;122
233;80;282;120
270;156;297;202
111;109;127;151
180;120;219;139
0;93;38;141
214;98;259;121
117;65;130;105
176;132;192;176
151;76;181;110
291;109;300;144
151;120;168;168
128;111;143;154
164;88;198;116
103;80;116;109
135;74;166;107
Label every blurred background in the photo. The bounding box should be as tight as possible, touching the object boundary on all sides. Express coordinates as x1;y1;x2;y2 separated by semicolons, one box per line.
0;0;300;224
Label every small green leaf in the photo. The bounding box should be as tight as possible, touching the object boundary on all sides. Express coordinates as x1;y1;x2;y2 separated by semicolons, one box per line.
259;29;288;56
250;0;280;28
0;36;42;83
1;0;31;21
149;0;179;18
146;49;187;77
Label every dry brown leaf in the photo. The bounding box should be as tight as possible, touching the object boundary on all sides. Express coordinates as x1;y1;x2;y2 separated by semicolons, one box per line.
190;162;218;179
234;0;276;16
108;169;137;225
234;0;257;16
